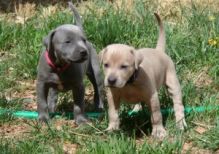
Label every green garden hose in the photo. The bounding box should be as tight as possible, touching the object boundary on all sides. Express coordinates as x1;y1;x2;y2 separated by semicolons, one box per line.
0;106;218;119
0;109;103;119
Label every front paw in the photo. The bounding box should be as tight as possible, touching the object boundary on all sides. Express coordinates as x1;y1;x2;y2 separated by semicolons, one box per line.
105;123;120;132
176;118;187;130
98;101;104;110
152;125;167;139
94;100;104;111
75;114;90;125
38;113;49;123
48;105;56;113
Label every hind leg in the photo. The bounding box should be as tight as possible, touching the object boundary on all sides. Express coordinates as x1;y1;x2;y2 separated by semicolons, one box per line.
166;70;187;130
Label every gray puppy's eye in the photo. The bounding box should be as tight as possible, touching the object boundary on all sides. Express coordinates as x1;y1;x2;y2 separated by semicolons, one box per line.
65;40;71;43
120;65;128;69
82;38;86;43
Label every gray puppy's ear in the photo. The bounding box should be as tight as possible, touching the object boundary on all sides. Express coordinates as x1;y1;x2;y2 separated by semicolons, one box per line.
99;47;107;64
43;36;49;49
43;30;56;58
43;30;55;49
134;50;143;70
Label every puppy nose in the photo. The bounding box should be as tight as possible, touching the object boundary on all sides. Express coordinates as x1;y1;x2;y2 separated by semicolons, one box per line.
108;76;117;85
80;49;87;57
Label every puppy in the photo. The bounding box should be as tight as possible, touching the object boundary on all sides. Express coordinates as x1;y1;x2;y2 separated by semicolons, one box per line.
36;2;104;125
99;13;187;139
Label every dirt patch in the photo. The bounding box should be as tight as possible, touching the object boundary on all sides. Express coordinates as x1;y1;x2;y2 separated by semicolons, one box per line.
182;142;213;154
3;79;99;112
63;142;78;154
184;67;213;88
3;80;37;110
0;119;31;139
54;119;77;130
193;68;213;88
194;126;208;134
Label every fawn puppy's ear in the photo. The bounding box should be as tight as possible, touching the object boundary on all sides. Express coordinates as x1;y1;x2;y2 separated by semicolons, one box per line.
134;51;143;70
99;47;108;64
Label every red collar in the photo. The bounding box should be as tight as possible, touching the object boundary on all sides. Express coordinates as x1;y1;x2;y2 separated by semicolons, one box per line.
45;50;70;73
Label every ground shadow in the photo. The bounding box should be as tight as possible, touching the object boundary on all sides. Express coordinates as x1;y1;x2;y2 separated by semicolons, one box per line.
120;108;171;138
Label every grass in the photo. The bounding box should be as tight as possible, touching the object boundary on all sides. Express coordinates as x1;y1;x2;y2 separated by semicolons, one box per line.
0;0;219;153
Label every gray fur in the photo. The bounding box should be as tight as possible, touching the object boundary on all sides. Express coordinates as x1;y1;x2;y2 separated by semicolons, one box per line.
36;2;104;124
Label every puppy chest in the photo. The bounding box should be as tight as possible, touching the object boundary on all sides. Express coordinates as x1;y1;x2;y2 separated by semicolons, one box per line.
49;79;74;91
47;73;82;91
120;86;145;103
58;78;82;90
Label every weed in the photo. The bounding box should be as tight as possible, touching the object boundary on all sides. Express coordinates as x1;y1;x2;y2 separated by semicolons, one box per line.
0;0;218;153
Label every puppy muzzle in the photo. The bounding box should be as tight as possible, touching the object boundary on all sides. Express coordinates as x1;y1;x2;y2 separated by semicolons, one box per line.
65;50;88;63
107;76;117;86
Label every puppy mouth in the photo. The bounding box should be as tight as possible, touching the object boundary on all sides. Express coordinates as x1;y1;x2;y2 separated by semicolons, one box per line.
106;85;124;89
74;58;87;63
74;57;88;63
67;56;88;63
105;82;125;88
106;85;116;88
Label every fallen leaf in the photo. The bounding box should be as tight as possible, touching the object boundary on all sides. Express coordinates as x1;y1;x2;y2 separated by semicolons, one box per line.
195;126;207;134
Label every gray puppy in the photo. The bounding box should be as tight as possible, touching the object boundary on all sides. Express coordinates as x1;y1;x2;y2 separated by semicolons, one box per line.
36;2;104;124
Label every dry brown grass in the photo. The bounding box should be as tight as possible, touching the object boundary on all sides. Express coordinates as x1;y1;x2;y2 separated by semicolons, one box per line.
120;0;219;21
184;67;213;88
0;119;31;139
1;0;219;24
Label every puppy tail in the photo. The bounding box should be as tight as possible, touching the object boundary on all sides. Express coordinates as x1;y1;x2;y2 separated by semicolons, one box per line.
154;13;165;52
68;2;83;29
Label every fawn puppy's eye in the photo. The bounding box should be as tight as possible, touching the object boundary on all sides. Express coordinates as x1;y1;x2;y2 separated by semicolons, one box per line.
104;63;109;68
120;65;128;69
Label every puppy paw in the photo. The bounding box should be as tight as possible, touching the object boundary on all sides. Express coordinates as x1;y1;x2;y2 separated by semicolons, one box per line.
48;106;56;113
38;113;49;123
98;102;104;110
152;125;167;139
95;103;104;112
94;100;104;111
176;118;187;130
105;123;120;132
75;114;90;125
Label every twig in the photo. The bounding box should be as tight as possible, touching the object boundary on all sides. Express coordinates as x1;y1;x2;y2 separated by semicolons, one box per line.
70;131;91;138
195;136;211;144
86;123;106;136
139;120;149;128
191;121;214;128
136;125;147;137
